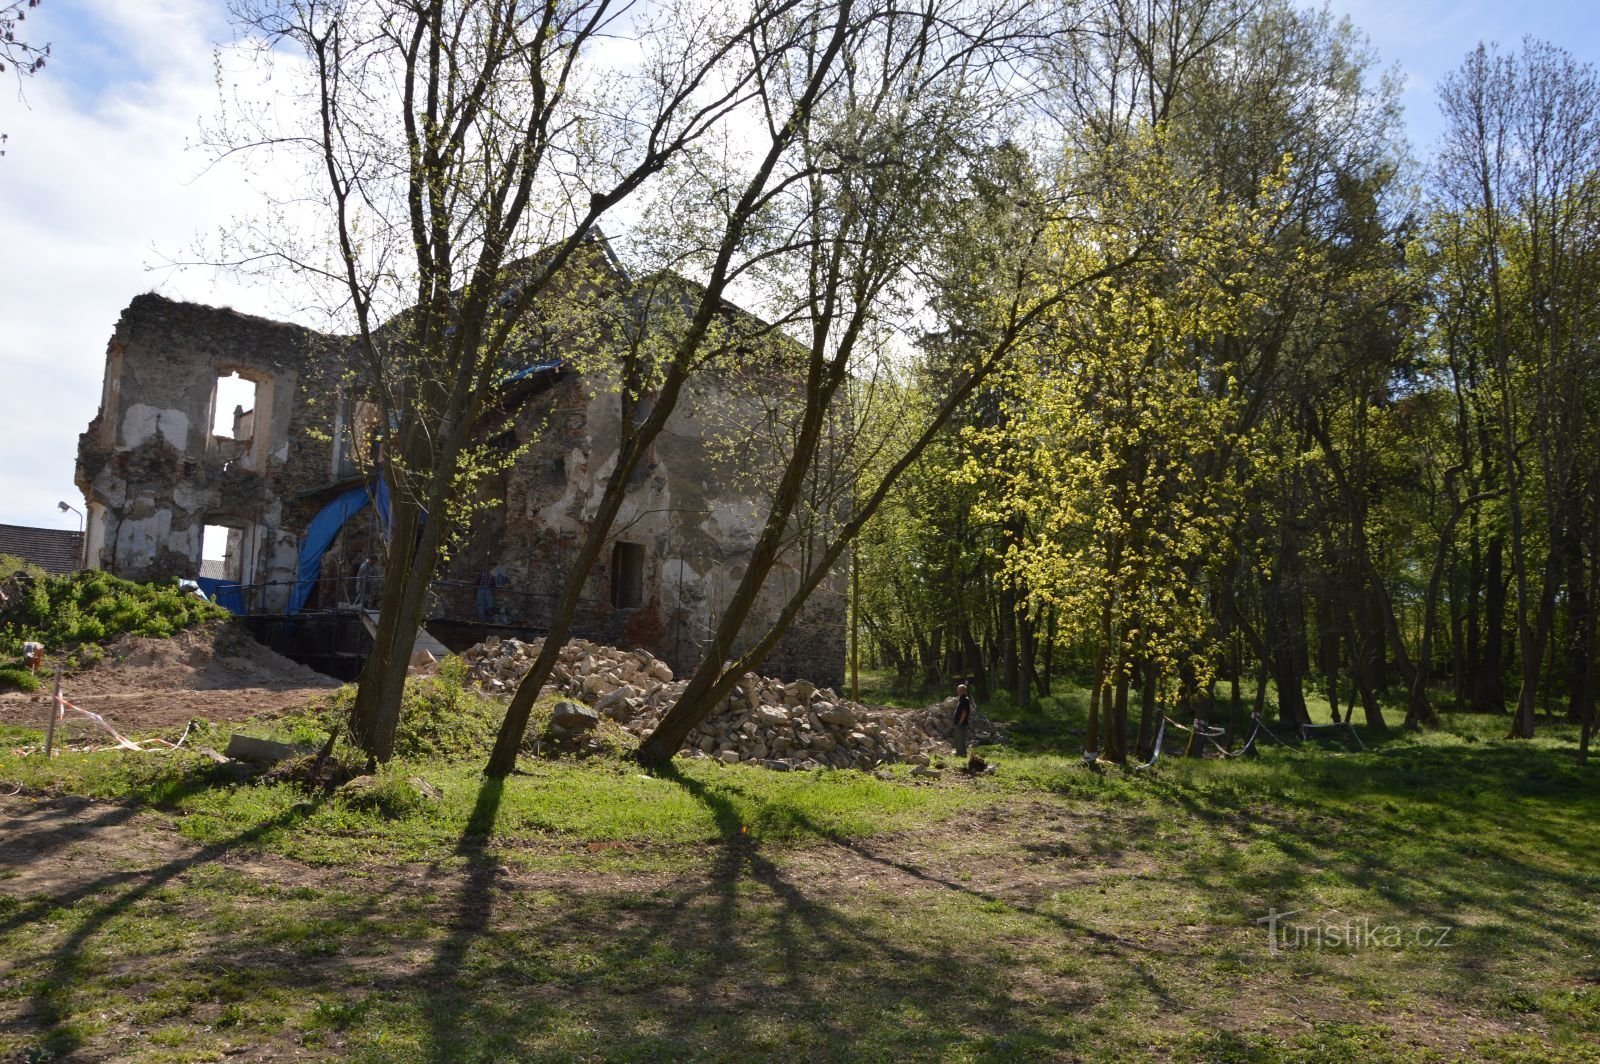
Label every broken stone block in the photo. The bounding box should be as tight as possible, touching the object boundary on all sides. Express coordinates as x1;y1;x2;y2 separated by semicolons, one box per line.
753;705;790;727
550;700;600;731
817;703;855;728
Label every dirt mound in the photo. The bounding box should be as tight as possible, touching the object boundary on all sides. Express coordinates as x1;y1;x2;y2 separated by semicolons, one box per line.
0;621;340;733
101;622;337;692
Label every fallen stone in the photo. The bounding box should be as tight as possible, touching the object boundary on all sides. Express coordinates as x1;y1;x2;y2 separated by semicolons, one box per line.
753;705;790;727
551;700;600;731
224;734;314;764
817;703;855;727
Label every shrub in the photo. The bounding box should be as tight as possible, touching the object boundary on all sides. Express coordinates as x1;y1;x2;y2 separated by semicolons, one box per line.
336;767;430;820
393;659;504;761
0;570;228;658
0;666;40;693
314;660;505;763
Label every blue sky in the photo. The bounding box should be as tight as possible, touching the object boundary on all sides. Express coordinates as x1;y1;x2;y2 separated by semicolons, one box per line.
2;0;1597;532
1324;0;1600;151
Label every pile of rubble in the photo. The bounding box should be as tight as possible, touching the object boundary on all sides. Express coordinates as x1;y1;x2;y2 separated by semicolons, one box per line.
458;636;996;769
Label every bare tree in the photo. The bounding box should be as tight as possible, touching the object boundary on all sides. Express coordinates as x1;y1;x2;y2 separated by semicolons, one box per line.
1436;39;1600;739
1;0;50;154
634;5;1142;766
215;0;798;761
485;0;904;777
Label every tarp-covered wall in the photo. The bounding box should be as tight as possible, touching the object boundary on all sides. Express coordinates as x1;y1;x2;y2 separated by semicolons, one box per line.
288;478;391;613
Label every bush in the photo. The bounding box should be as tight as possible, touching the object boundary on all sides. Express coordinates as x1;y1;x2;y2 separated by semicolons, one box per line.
335;767;430;820
315;659;505;763
0;666;40;693
0;553;45;580
394;659;504;761
0;570;228;658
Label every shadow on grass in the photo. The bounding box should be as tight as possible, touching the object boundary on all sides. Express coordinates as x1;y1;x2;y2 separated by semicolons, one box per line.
12;795;326;1060
421;775;506;1064
0;761;244;937
370;764;1115;1059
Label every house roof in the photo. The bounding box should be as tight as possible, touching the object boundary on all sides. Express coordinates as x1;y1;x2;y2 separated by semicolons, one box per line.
0;524;83;575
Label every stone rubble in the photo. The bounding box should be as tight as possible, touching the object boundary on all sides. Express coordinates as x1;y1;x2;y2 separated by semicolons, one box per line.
458;636;998;769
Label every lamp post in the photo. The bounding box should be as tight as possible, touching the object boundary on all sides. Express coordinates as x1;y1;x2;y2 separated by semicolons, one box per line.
58;501;84;570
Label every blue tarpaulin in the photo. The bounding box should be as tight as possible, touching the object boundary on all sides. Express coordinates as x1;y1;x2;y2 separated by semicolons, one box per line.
499;358;563;386
289;479;392;614
196;577;245;614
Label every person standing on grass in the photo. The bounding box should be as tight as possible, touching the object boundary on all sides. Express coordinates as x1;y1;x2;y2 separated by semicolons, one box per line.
953;682;974;756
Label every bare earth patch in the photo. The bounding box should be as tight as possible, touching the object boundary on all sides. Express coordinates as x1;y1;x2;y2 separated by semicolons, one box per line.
0;622;338;734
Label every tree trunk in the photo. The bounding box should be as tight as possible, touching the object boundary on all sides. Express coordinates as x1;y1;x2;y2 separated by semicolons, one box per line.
1039;606;1057;700
1473;535;1507;713
1318;595;1341;724
1104;663;1130;764
1014;604;1034;712
1085;632;1107;756
1135;657;1159;761
1264;576;1310;730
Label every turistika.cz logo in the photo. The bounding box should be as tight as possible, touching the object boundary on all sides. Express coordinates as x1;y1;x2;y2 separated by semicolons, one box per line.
1255;907;1454;955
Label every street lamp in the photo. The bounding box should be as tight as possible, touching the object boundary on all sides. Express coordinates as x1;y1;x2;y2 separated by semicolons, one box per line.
58;501;84;570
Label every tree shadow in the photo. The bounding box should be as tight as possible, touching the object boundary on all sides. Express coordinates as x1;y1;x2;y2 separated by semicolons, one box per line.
421;774;506;1064
0;764;244;937
15;796;326;1060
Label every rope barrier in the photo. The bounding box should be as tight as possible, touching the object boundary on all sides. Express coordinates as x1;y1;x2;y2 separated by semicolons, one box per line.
1135;716;1167;770
47;687;194;753
1082;709;1362;770
1299;720;1366;750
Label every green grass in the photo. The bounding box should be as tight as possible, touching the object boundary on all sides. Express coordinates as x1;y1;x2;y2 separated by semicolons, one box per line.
1;686;1596;1062
0;665;41;693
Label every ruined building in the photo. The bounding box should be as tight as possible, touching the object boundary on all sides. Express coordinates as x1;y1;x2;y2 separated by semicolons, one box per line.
74;242;846;685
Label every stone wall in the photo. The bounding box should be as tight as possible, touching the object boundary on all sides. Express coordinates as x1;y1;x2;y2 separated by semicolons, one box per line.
76;264;846;686
74;295;342;610
440;368;846;687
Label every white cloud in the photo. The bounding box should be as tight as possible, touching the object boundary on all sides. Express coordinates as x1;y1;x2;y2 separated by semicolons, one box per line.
0;0;314;530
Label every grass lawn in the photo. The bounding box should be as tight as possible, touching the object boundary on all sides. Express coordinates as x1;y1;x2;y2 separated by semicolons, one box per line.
1;695;1596;1062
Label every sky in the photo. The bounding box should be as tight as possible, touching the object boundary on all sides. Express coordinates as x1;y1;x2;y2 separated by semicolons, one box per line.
1;0;1597;534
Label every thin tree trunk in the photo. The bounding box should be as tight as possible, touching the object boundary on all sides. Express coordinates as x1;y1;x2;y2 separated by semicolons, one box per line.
1135;657;1159;761
1474;535;1507;713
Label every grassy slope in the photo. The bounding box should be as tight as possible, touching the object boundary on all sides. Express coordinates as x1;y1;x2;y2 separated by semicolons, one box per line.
0;693;1596;1063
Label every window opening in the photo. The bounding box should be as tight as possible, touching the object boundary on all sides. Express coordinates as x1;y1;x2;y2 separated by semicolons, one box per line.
200;524;244;581
212;373;259;440
611;542;645;609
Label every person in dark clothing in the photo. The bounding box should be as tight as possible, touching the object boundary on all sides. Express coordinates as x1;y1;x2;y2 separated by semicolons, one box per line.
953;683;974;756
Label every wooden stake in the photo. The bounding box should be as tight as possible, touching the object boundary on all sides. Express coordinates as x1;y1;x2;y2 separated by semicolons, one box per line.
44;668;61;758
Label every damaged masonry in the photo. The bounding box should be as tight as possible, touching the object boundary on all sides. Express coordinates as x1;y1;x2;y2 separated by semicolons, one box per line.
73;240;846;687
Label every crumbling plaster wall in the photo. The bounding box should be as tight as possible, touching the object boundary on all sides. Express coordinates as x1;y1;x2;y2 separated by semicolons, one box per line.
75;294;340;607
453;367;845;686
78;282;845;685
